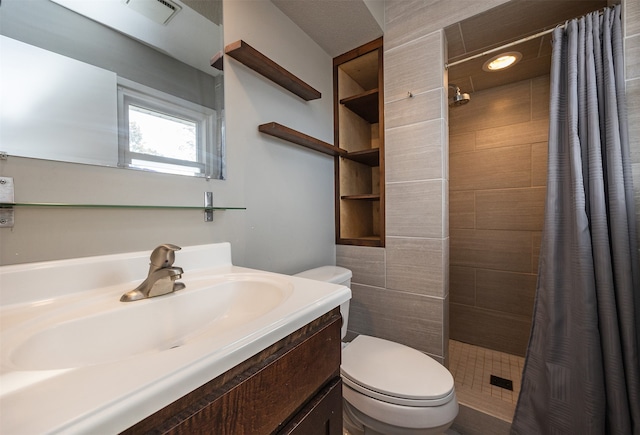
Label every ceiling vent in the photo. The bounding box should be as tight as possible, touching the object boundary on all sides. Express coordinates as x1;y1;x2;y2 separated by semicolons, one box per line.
124;0;182;25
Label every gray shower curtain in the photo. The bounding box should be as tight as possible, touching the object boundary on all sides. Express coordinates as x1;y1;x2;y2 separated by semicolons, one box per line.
511;5;640;435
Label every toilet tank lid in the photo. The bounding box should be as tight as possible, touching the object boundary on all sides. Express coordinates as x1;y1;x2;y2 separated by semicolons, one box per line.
294;266;352;284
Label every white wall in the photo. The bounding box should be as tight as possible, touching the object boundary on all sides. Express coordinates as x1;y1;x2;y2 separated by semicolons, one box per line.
0;0;336;274
224;0;336;273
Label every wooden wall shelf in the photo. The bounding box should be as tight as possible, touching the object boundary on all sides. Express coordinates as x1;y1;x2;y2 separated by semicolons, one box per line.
340;194;380;201
340;89;379;123
225;40;321;101
259;122;345;157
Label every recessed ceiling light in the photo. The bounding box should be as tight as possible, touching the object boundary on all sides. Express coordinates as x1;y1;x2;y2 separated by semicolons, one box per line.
483;51;522;72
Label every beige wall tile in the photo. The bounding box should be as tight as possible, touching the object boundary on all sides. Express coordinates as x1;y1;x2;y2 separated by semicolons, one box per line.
386;237;447;297
450;303;531;356
387;180;445;238
450;190;475;229
627;78;640;165
475;119;549;150
476;187;546;231
449;81;531;132
450;265;475;305
336;244;386;288
450;131;476;154
532;231;542;275
386;119;445;183
349;283;445;356
633;163;640;250
385;0;510;51
475;269;536;317
385;88;444;129
625;0;640;39
384;0;436;50
450;229;532;273
450;145;532;191
627;34;640;80
385;32;445;102
531;141;549;186
531;75;551;120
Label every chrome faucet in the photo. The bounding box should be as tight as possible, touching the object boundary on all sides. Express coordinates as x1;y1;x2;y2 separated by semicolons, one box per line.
120;244;186;302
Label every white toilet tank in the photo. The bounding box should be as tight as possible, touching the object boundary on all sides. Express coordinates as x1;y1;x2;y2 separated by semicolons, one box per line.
294;266;352;340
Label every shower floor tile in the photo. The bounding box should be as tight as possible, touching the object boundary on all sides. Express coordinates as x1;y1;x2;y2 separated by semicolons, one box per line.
449;340;525;423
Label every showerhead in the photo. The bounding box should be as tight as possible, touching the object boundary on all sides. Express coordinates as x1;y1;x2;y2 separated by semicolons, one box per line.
449;84;471;106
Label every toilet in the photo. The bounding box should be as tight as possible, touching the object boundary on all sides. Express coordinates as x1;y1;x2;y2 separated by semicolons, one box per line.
295;266;458;435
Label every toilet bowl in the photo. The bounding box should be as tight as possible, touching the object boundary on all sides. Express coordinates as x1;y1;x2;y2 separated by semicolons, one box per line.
294;266;458;435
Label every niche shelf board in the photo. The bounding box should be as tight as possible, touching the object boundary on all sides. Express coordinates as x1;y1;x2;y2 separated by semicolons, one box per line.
225;40;321;101
340;194;380;201
339;89;379;123
259;122;346;157
344;148;379;166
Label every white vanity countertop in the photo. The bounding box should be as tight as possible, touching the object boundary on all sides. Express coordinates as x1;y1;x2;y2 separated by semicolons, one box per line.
0;243;350;434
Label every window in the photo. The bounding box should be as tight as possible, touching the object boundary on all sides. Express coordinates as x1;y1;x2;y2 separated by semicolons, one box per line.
117;78;220;178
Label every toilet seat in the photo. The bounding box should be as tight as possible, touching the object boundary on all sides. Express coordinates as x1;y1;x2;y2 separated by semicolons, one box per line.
341;335;455;407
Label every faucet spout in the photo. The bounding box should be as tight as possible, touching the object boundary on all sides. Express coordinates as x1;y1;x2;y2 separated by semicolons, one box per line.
120;245;186;302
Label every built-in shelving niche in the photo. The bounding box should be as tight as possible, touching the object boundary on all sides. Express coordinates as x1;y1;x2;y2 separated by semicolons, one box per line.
334;38;384;247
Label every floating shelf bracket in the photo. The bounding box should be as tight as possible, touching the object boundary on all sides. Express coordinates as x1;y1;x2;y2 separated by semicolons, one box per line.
225;40;321;101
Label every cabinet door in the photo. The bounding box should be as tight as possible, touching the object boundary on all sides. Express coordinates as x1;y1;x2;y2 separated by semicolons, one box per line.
278;378;343;435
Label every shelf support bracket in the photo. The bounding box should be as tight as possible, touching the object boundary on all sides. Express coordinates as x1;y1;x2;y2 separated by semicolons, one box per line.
204;191;214;222
0;177;15;228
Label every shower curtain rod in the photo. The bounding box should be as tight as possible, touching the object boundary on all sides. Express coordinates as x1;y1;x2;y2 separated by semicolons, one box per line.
445;7;607;69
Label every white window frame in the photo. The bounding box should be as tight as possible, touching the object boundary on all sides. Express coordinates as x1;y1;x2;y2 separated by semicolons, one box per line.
117;78;216;177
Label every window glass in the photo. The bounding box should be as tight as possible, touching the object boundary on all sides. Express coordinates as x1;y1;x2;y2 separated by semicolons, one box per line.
117;79;219;178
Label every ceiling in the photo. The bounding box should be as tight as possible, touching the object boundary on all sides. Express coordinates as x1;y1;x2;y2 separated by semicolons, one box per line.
271;0;383;58
446;0;610;96
271;0;614;98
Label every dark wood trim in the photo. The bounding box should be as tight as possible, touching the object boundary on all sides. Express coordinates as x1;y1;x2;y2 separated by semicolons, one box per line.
333;37;383;67
225;40;321;101
377;36;385;248
258;123;346;157
333;51;342;246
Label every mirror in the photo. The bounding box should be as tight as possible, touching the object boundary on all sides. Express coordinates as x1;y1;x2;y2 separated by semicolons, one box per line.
0;0;225;179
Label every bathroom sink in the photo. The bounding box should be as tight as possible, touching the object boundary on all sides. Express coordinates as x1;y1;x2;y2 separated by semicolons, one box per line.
7;274;292;370
0;243;351;434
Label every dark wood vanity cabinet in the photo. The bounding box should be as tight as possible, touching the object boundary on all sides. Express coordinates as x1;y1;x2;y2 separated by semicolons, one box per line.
121;308;343;435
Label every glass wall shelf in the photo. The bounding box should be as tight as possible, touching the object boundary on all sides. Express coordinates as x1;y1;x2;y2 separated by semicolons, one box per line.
0;202;245;211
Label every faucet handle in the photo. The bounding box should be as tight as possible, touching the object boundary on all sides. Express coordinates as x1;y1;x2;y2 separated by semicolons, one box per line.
149;244;182;271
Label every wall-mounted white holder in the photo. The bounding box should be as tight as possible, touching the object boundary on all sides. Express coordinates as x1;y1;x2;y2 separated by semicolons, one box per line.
0;177;15;228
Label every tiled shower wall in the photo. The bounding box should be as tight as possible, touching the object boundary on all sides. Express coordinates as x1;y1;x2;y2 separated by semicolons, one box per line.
448;77;549;357
337;0;640;367
337;0;512;366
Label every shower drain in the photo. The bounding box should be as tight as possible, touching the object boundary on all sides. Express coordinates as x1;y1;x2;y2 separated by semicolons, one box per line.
489;375;513;391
